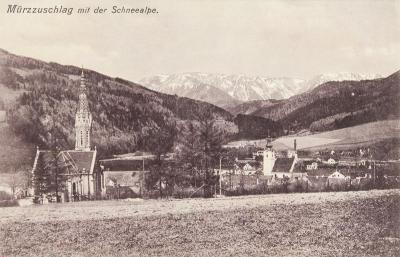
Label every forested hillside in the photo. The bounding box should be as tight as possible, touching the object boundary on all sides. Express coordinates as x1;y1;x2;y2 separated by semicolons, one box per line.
233;114;284;139
0;49;234;158
251;71;400;132
226;99;282;116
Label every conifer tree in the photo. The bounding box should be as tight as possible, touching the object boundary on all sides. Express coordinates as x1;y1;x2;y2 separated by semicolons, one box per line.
32;153;50;199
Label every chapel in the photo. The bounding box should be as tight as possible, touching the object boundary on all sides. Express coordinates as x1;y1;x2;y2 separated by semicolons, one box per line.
31;71;105;202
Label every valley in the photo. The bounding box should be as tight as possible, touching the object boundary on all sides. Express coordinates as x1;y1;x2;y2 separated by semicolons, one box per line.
0;48;398;173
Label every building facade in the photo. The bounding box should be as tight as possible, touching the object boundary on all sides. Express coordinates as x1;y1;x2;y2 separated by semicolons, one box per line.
31;71;105;202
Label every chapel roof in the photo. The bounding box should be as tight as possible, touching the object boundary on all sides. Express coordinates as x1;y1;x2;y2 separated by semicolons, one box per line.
32;149;97;175
272;158;295;173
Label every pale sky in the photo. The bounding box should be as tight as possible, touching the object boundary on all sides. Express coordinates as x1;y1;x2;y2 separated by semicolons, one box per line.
0;0;399;81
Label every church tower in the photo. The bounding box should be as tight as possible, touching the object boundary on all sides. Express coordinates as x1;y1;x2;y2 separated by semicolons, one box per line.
263;145;276;175
75;70;92;151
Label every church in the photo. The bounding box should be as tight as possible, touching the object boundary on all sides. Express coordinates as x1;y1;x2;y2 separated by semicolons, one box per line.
31;71;105;202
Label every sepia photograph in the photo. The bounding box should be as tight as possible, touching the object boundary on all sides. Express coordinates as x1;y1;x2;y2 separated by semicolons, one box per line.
0;0;399;256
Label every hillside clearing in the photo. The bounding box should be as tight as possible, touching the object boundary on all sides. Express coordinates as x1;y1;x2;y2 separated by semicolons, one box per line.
278;120;400;150
226;120;400;151
1;190;399;257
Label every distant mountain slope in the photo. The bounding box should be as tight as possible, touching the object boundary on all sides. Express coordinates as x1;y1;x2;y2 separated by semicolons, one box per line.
251;70;400;132
233;114;284;140
0;49;234;159
226;99;282;116
140;73;305;107
140;72;382;109
139;74;241;108
300;73;382;93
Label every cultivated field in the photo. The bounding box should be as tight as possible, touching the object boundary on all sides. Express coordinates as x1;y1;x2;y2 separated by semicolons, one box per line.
226;120;400;151
1;190;399;257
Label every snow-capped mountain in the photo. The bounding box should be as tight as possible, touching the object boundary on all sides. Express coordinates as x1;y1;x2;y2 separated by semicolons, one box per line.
140;73;304;107
139;73;241;107
139;72;383;108
301;73;383;93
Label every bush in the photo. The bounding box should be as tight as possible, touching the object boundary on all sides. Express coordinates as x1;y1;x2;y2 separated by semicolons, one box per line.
225;183;270;196
172;186;204;199
287;178;308;193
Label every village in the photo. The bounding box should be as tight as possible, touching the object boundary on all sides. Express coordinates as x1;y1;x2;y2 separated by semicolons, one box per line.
2;71;396;205
96;140;400;200
1;1;400;256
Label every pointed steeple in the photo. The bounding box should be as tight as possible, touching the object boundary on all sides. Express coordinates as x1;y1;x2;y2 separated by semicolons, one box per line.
80;68;85;88
75;68;92;151
78;68;89;113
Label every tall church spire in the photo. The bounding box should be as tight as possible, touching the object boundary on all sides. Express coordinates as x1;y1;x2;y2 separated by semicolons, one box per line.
75;69;92;151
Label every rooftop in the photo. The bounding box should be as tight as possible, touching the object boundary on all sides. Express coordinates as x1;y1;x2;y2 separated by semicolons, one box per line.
272;158;295;173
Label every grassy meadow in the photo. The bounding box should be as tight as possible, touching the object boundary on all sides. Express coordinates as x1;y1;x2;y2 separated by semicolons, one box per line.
1;189;399;257
226;119;400;151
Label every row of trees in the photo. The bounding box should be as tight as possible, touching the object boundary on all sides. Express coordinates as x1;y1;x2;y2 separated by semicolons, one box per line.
144;110;233;198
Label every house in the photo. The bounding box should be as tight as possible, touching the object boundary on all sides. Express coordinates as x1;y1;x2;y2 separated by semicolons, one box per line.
213;165;234;176
99;156;152;199
31;71;104;202
234;162;259;175
252;150;264;158
326;158;337;165
305;161;318;170
287;150;297;158
328;171;347;179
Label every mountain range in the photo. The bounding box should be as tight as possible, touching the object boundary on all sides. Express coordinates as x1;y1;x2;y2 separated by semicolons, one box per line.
140;72;382;108
250;71;400;132
0;48;398;173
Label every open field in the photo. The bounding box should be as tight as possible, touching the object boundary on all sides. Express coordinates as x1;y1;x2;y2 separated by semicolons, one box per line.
226;120;400;151
280;120;399;151
1;189;400;257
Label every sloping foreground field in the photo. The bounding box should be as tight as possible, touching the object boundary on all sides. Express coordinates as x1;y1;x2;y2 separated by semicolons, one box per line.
1;190;399;257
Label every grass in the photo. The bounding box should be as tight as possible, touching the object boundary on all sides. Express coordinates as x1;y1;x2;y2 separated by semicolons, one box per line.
277;120;400;151
227;120;400;151
1;189;399;257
